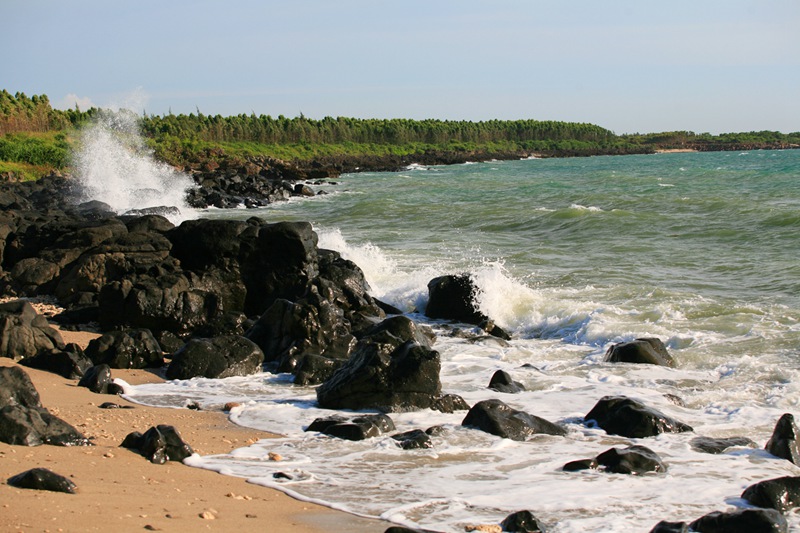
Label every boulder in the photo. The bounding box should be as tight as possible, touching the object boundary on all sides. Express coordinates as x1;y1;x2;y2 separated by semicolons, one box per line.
424;274;486;325
742;476;800;513
78;364;121;394
462;399;566;441
0;404;90;446
166;335;264;380
84;329;164;369
595;445;666;474
688;508;787;532
488;370;525;393
239;221;319;315
0;300;65;361
430;394;471;413
765;413;800;464
0;365;42;408
122;425;194;464
584;396;692;438
500;510;546;532
7;467;77;494
604;338;675;367
19;344;93;379
245;294;355;368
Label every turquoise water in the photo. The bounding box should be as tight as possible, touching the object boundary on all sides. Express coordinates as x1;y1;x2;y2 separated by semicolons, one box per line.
131;149;800;532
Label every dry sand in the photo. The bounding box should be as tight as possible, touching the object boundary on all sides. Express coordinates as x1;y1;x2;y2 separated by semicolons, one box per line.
0;326;387;533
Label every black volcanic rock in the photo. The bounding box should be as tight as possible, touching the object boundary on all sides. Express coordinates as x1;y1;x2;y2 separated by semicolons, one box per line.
604;337;675;367
166;335;264;380
462;399;566;441
584;396;692;438
742;476;800;513
765;413;800;464
7;467;77;494
425;274;486;325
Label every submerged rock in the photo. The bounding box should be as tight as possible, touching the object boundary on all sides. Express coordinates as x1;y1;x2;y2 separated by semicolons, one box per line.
306;414;395;441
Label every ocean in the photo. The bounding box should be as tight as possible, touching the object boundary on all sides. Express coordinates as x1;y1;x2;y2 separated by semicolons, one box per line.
121;150;800;532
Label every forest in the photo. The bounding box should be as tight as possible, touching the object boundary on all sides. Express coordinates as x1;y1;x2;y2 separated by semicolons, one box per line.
2;89;799;180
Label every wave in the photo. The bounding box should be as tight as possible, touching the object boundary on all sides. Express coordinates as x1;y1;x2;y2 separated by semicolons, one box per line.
73;105;195;223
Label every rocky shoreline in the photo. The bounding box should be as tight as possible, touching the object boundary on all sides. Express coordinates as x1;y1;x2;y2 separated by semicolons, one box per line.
3;169;800;532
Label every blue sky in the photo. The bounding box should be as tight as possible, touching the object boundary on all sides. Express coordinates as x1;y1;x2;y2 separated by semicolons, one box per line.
4;0;799;134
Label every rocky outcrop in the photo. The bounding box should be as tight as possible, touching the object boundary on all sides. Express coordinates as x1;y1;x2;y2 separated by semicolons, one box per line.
462;399;566;441
584;396;692;438
425;274;486;325
604;338;675;367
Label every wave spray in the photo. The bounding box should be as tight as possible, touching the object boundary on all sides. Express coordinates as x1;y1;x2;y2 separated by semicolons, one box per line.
73;92;194;221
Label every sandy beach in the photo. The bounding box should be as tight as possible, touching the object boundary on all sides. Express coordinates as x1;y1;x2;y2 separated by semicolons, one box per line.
0;328;385;533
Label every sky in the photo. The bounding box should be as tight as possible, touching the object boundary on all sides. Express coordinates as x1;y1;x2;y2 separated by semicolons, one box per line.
3;0;799;134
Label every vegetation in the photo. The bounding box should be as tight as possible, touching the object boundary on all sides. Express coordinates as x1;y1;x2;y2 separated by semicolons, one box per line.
1;89;798;180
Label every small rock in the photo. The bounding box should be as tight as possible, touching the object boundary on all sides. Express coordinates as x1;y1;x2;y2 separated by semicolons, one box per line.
268;452;282;461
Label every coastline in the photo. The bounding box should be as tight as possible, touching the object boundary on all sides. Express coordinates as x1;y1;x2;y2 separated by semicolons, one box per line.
0;327;385;533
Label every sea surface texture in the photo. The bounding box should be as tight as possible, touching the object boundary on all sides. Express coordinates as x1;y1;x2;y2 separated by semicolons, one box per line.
127;150;800;532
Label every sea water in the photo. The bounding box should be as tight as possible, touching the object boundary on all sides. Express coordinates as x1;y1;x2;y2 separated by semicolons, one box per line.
123;150;800;532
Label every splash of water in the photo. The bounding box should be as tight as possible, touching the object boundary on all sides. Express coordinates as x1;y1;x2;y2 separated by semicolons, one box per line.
73;97;195;221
